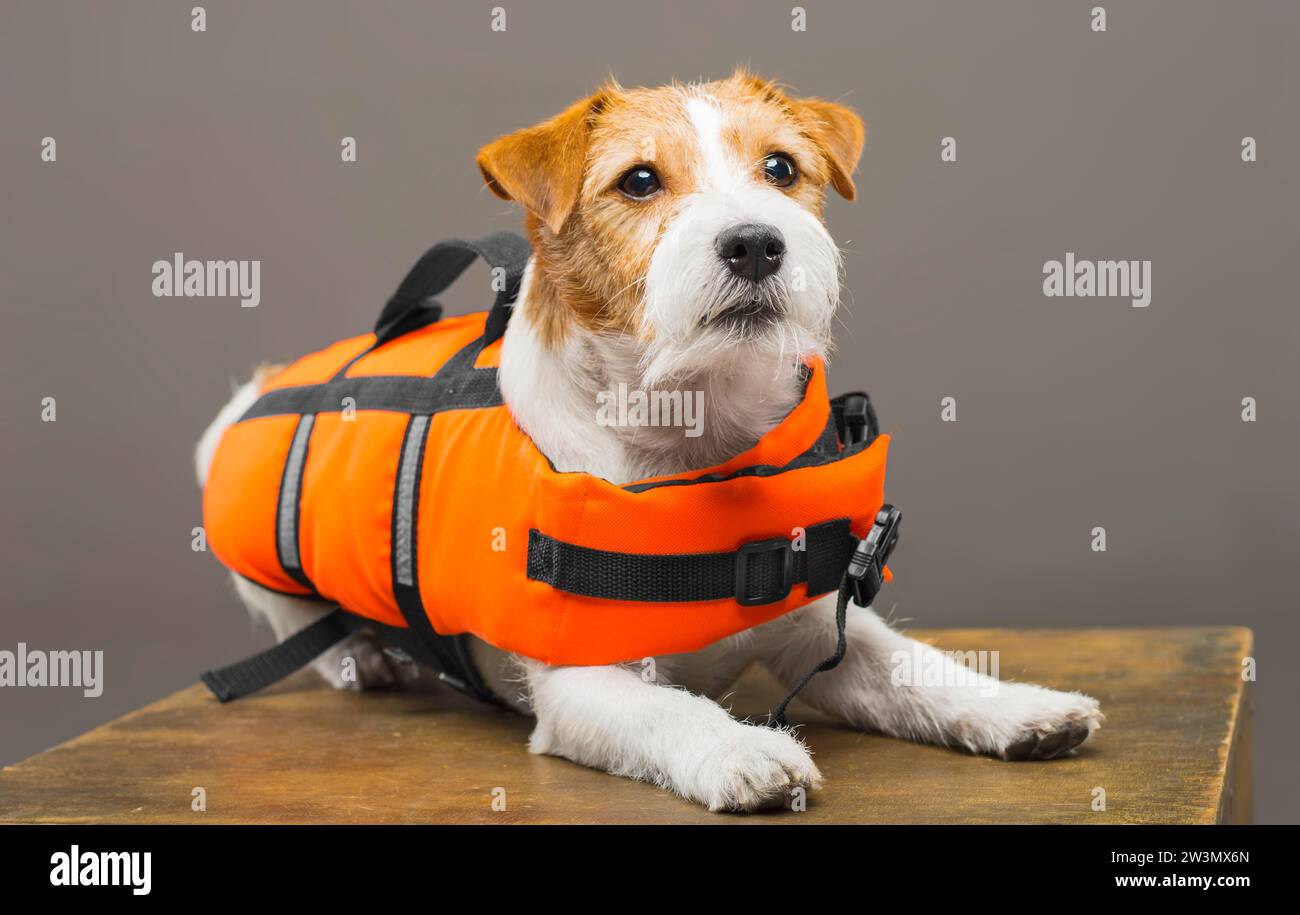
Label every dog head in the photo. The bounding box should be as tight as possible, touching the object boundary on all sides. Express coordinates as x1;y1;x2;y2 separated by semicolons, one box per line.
477;70;864;385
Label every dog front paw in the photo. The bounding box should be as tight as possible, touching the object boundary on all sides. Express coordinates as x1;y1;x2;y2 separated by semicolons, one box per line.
692;725;823;813
951;683;1102;761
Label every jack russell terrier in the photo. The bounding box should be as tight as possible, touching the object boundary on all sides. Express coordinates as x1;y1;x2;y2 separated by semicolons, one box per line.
197;71;1101;812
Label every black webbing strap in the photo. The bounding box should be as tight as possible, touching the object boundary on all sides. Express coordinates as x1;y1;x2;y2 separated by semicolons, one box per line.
526;519;856;607
200;604;496;704
201;608;354;702
387;413;497;703
373;233;530;346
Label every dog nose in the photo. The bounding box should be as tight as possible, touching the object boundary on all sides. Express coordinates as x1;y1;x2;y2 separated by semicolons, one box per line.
716;224;785;282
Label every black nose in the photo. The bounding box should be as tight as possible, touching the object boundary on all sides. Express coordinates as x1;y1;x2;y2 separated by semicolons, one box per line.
716;223;785;282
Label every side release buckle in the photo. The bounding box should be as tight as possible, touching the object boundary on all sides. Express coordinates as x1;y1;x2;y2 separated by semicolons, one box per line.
838;393;879;447
842;394;869;445
847;504;902;607
734;537;795;606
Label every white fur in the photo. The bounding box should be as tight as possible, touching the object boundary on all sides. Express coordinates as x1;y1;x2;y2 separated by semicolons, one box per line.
524;659;822;812
640;95;840;389
640;183;838;386
685;96;740;193
195;374;265;488
497;276;815;479
196;87;1101;814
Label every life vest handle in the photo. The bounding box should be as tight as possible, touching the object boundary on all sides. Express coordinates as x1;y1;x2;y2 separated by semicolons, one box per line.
374;232;531;346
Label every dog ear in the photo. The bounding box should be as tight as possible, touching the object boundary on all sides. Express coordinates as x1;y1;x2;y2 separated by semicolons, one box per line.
477;92;610;235
794;98;866;201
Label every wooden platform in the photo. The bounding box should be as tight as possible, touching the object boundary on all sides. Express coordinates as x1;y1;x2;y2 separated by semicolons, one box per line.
0;627;1252;824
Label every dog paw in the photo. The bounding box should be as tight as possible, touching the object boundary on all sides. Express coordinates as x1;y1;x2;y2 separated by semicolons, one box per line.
950;683;1102;761
695;726;823;813
311;632;399;691
1000;718;1094;760
995;687;1101;761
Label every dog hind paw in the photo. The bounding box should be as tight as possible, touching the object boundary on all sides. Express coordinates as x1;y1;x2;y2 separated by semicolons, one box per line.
311;632;399;691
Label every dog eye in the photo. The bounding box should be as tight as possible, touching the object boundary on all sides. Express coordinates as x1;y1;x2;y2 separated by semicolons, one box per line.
618;166;662;199
762;153;797;188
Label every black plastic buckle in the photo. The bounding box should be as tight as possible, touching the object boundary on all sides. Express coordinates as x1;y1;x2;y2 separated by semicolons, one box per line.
839;393;878;447
847;504;902;607
734;537;796;606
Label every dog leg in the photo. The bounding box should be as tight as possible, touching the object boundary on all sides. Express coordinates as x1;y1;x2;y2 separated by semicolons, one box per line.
762;598;1102;760
524;660;822;812
230;575;398;690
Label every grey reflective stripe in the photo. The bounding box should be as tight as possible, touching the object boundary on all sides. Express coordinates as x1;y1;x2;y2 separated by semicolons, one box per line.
394;414;430;587
276;414;316;572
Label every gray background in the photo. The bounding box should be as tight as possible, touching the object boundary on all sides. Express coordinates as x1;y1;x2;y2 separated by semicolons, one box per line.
1;1;1296;822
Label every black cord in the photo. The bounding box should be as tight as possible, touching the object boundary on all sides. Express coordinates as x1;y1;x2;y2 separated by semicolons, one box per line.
767;575;851;729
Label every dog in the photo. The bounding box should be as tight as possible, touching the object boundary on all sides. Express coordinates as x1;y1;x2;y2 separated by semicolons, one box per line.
196;71;1101;812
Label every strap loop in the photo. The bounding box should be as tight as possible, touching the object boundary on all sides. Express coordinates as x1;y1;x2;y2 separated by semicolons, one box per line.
373;232;530;346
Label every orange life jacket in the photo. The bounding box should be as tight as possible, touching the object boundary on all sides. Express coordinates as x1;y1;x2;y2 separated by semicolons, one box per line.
200;234;899;719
